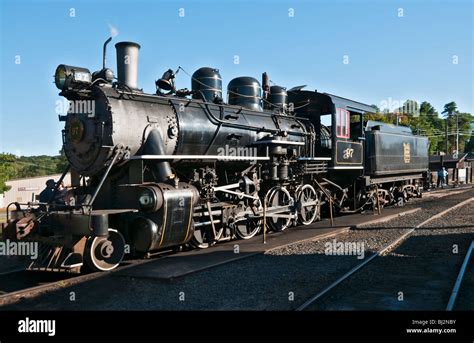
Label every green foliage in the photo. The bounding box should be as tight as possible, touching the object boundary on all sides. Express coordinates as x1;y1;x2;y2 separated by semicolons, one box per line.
56;148;69;173
366;100;473;155
0;153;16;193
442;102;458;115
466;132;474;153
445;112;473;153
420;101;436;115
364;112;396;124
0;151;68;194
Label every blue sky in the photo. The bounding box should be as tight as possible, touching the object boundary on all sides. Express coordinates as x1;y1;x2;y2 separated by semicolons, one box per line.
0;0;472;156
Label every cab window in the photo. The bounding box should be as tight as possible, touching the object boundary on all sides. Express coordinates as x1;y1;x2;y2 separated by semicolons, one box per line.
336;108;350;138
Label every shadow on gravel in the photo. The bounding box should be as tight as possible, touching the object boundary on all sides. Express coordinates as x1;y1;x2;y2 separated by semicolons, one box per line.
0;271;77;295
1;231;473;311
313;232;474;311
355;225;474;231
0;250;381;311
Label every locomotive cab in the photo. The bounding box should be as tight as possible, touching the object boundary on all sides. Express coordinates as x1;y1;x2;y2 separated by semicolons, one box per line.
287;89;377;171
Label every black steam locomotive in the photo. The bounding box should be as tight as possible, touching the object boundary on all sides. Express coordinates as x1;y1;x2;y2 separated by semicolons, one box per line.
2;39;429;272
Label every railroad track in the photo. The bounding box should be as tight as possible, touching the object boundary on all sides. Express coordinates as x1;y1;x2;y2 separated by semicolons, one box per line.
1;187;472;310
419;185;473;200
0;242;185;306
0;269;103;304
446;240;474;310
0;258;163;306
296;196;474;311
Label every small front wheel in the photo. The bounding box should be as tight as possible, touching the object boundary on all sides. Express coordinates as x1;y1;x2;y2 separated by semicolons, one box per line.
83;229;125;272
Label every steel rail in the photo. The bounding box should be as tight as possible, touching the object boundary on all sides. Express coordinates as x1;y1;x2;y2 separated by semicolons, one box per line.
296;197;474;311
446;240;474;311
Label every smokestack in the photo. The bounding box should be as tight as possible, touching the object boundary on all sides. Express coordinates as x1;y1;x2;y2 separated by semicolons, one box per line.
115;41;140;90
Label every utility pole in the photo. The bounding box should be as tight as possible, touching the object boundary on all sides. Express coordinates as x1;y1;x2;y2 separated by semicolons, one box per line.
455;112;459;157
445;119;448;154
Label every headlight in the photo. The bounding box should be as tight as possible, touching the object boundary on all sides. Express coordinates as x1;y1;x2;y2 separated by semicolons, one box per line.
54;64;92;90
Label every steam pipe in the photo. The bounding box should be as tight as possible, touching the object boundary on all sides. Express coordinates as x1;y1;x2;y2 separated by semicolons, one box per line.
262;72;270;108
103;37;112;69
143;129;173;182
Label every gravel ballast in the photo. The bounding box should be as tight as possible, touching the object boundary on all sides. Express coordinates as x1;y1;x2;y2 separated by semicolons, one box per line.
304;198;474;310
1;187;473;310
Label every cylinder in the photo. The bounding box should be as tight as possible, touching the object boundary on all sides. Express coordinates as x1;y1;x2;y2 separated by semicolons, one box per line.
269;85;288;111
130;217;158;253
227;77;262;111
279;160;289;181
115;41;140;89
192;67;222;102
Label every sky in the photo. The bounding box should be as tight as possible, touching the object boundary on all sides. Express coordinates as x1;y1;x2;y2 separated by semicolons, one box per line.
0;0;472;156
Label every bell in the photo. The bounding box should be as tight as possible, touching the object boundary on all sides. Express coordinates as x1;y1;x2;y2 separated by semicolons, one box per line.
156;69;175;91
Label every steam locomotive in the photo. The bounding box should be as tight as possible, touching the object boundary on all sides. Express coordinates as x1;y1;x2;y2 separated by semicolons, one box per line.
2;39;429;272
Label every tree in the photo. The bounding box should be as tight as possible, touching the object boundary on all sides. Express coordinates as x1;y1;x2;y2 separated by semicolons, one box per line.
414;101;443;154
440;102;473;154
0;153;17;193
466;128;474;152
455;113;474;153
56;148;69;173
0;152;70;194
442;102;458;116
370;104;380;113
420;101;436;116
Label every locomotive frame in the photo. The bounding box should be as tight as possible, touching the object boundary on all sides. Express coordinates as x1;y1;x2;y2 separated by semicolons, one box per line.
2;39;430;272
